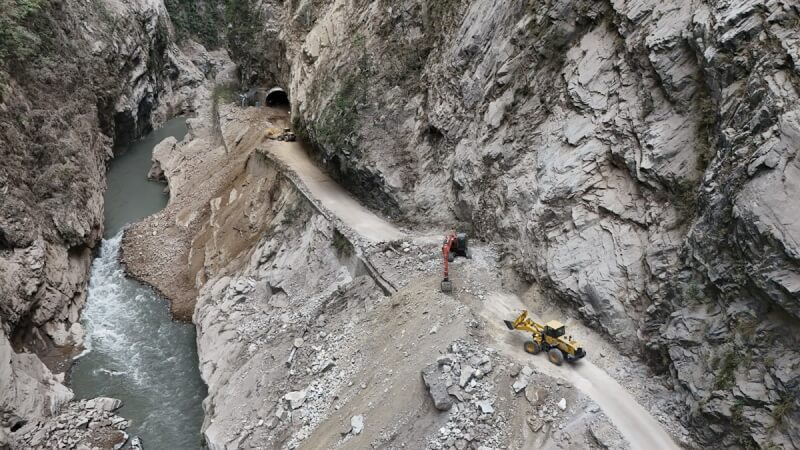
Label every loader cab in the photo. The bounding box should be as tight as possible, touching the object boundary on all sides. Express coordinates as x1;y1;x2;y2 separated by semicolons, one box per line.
543;320;565;338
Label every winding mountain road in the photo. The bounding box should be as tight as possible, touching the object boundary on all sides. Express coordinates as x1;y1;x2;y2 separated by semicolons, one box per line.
265;141;404;242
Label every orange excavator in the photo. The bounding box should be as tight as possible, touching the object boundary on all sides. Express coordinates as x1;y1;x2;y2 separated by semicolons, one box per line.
441;232;470;292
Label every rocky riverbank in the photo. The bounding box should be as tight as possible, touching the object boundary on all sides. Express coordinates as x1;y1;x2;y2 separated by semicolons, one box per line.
11;398;129;450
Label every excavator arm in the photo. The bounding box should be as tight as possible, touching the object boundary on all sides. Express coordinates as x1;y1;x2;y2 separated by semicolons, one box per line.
441;233;458;292
439;231;470;293
442;235;455;280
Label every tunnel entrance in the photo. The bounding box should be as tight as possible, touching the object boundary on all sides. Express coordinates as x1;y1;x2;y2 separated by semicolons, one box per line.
265;87;289;107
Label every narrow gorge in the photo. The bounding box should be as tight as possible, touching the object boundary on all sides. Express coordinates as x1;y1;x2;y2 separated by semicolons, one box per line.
1;1;798;449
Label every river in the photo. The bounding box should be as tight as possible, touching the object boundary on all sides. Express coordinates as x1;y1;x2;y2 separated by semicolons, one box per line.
69;118;206;449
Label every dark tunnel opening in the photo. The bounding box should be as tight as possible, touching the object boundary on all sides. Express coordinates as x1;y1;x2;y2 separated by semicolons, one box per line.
266;88;289;107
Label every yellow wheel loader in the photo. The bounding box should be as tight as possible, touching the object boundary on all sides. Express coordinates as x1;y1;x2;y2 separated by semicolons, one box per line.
504;310;586;365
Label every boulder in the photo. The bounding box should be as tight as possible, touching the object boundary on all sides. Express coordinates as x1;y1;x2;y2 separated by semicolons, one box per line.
513;377;529;393
130;436;144;450
317;360;336;373
284;390;306;409
87;397;122;412
476;400;494;414
459;365;476;387
524;386;541;405
437;354;456;366
528;417;544;432
421;364;453;411
588;419;623;449
274;405;289;420
447;385;472;402
351;415;364;435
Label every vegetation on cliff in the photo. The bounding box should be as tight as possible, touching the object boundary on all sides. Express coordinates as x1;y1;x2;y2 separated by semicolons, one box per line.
0;0;47;63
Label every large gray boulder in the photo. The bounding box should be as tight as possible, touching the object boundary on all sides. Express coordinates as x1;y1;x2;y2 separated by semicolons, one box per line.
421;364;453;411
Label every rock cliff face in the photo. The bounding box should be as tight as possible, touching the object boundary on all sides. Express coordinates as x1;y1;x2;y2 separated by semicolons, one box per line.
220;0;799;447
0;0;200;444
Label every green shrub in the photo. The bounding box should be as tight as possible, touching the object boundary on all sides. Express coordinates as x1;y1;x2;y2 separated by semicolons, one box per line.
164;0;223;48
314;77;360;154
680;281;709;304
212;82;238;105
0;0;47;64
735;318;758;342
731;400;745;424
772;395;795;424
672;179;698;222
223;0;261;55
738;436;757;450
281;202;304;225
713;349;740;390
332;229;353;257
0;69;8;99
696;94;717;169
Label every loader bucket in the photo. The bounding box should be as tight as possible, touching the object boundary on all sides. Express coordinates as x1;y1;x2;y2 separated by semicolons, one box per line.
504;320;515;330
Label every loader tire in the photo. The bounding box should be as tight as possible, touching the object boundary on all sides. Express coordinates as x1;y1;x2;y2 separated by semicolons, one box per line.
524;341;541;355
548;348;564;366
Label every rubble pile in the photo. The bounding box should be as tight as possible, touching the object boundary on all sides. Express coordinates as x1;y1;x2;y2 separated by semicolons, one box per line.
11;398;130;450
423;339;508;450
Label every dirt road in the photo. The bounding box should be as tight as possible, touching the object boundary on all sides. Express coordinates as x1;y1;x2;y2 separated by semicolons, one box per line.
265;141;405;242
482;292;680;450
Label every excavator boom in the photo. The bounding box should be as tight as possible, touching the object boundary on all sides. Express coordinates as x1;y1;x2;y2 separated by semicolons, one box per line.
440;234;456;292
440;232;469;292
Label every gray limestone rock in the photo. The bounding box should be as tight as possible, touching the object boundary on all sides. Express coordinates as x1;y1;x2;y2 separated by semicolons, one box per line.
459;365;476;388
476;400;494;414
181;0;800;447
284;391;307;410
350;415;364;435
422;364;454;411
513;377;529;394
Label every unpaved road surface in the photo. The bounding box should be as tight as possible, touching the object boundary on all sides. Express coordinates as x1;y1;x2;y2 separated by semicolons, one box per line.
266;141;405;242
482;292;680;450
